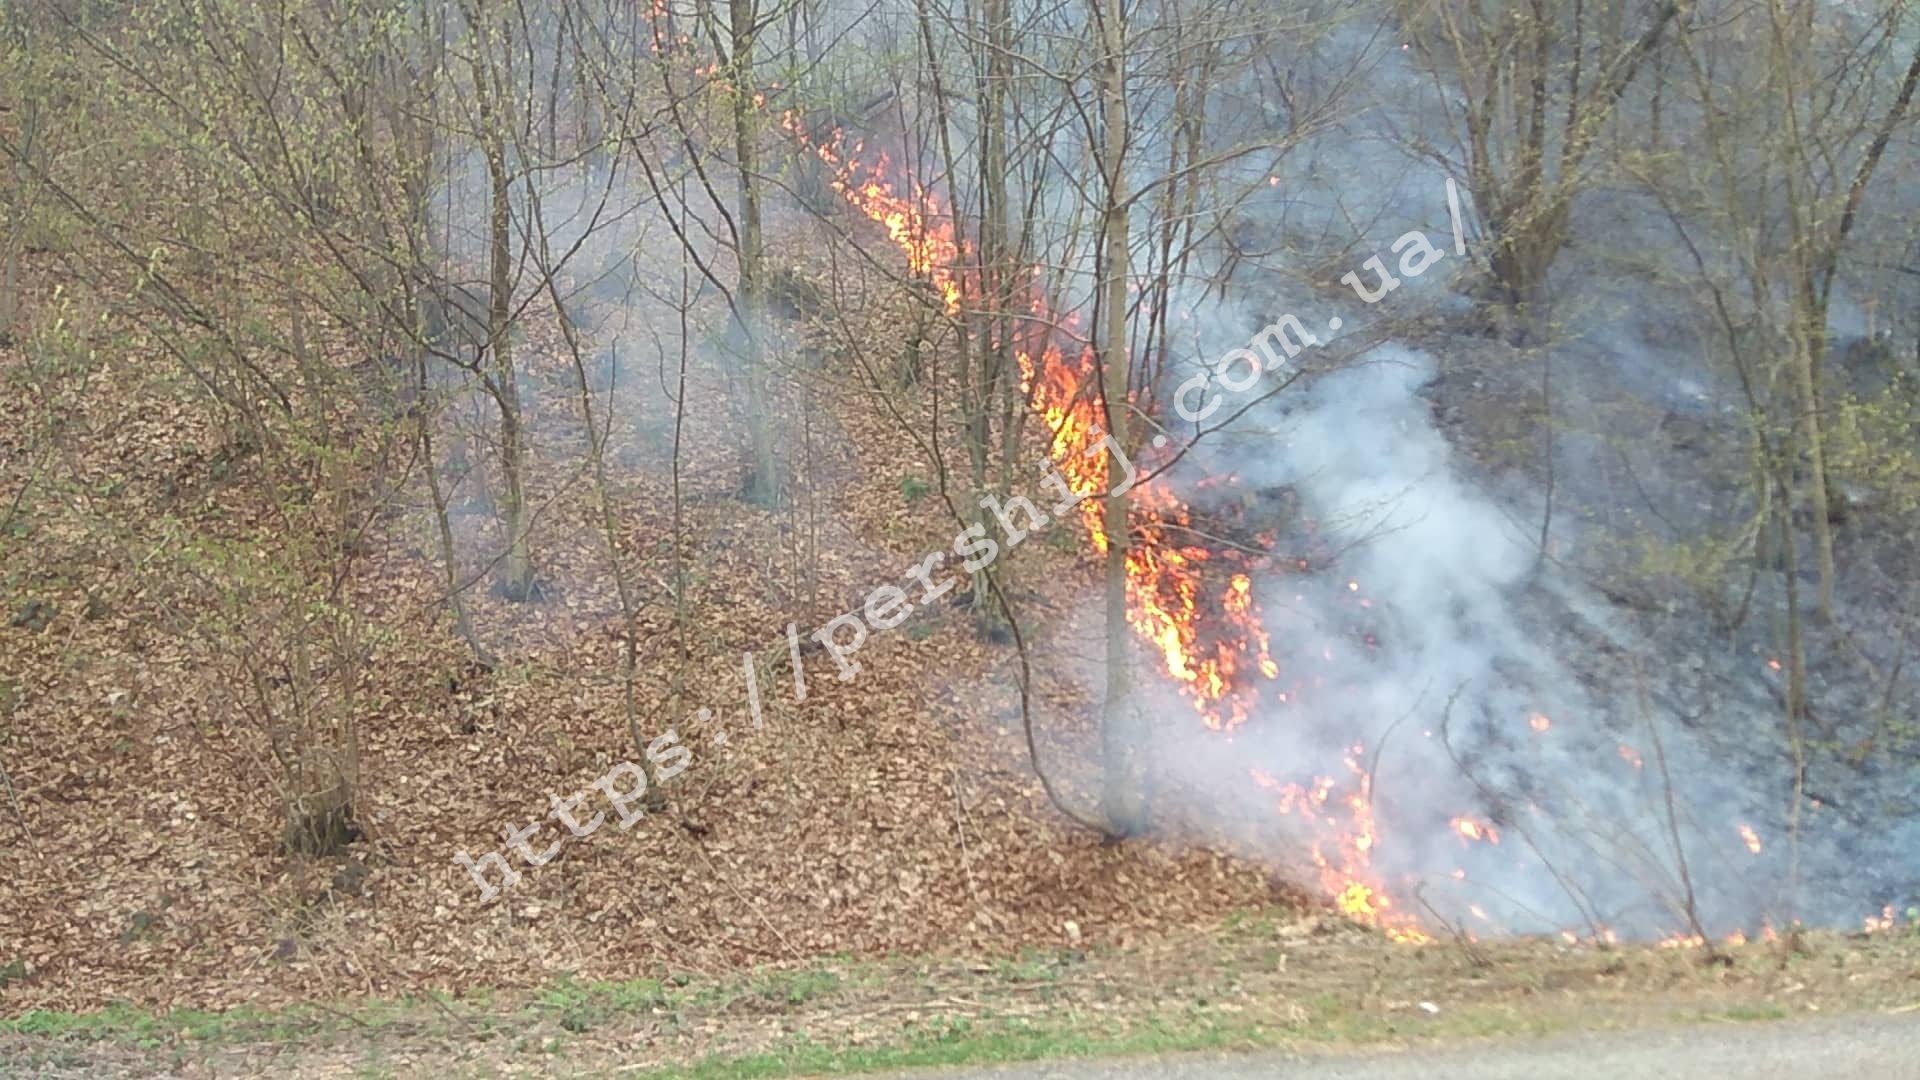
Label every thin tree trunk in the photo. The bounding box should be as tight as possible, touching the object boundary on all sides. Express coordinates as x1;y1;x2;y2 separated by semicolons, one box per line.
469;24;534;599
1789;304;1836;622
730;0;780;506
1094;0;1146;839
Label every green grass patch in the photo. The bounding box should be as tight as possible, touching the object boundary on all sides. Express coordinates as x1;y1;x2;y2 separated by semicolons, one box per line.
539;976;671;1033
644;1010;1288;1080
1;916;1875;1079
0;962;870;1050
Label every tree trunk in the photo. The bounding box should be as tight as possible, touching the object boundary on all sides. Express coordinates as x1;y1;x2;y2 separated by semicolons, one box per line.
471;25;534;600
1789;302;1836;621
1094;0;1147;839
730;0;781;507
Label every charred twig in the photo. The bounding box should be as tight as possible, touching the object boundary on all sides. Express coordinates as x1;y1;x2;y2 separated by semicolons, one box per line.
1437;685;1607;939
1637;668;1728;965
1414;883;1491;968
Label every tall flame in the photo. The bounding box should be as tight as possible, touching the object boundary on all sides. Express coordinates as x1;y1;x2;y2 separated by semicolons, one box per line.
777;116;1439;939
782;114;1277;729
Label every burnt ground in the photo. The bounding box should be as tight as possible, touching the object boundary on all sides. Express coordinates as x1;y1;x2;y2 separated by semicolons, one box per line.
1408;282;1920;932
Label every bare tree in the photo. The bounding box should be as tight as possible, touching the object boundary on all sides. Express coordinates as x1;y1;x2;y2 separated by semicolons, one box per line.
1401;0;1682;340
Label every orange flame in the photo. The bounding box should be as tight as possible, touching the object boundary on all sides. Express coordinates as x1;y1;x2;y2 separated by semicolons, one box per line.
682;5;1899;955
780;114;963;316
1254;752;1431;943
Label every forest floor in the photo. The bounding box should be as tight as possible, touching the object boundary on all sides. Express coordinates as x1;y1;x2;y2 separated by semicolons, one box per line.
4;911;1916;1077
0;228;1304;1018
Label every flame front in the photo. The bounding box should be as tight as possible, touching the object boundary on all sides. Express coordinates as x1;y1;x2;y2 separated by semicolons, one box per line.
780;119;1443;938
1254;755;1431;943
785;115;1278;730
1010;330;1281;727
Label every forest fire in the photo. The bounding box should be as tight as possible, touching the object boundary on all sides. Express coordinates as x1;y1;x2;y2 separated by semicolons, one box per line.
723;64;1748;962
774;118;1441;937
769;115;1846;951
16;0;1920;1044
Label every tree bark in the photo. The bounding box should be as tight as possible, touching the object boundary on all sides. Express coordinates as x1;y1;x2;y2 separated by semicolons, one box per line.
1094;0;1147;839
730;0;781;507
474;40;534;600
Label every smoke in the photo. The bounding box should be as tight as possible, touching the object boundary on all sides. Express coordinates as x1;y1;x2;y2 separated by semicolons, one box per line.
1058;6;1920;941
1132;331;1909;939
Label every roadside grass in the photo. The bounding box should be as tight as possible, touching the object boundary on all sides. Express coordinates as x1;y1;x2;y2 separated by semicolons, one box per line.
2;913;1913;1078
0;955;893;1057
1;965;870;1047
564;997;1800;1079
651;1010;1287;1080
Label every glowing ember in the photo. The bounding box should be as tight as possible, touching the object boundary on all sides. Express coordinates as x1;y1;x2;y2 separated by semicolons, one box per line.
1618;743;1644;770
1450;816;1500;844
1528;713;1551;733
1737;823;1762;855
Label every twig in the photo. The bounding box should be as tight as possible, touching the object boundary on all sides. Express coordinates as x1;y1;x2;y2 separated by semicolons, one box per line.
1638;667;1726;964
950;767;980;906
0;758;28;849
1436;685;1607;939
292;997;374;1032
688;837;797;959
416;987;480;1037
1414;883;1490;968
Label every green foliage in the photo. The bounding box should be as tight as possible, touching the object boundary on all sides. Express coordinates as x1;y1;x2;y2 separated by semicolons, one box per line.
754;967;843;1006
539;975;669;1033
899;475;931;502
1612;526;1746;620
1826;377;1920;522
